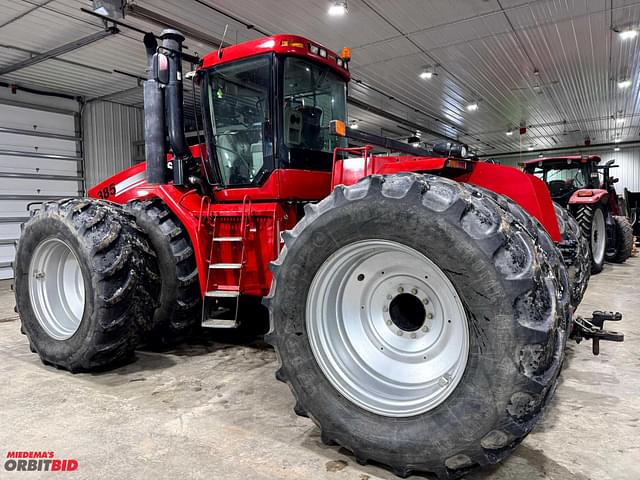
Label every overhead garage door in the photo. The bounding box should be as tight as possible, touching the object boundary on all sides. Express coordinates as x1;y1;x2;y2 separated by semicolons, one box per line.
0;98;82;280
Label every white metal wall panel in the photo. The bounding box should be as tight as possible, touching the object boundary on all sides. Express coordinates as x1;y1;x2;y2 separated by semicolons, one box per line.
494;145;640;193
83;101;144;189
0;97;81;279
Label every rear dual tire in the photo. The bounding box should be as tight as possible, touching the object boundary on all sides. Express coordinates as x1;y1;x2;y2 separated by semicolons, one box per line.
14;199;159;372
266;173;570;479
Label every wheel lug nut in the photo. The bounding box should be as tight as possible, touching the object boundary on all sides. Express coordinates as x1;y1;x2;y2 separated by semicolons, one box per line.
422;298;429;305
411;288;418;295
397;330;403;336
422;325;429;332
438;375;451;387
383;305;388;312
34;271;45;279
397;287;404;293
410;333;416;339
427;313;433;320
387;294;393;300
386;320;392;326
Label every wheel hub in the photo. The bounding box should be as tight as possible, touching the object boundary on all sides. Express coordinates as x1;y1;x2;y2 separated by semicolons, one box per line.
306;240;470;417
28;238;86;340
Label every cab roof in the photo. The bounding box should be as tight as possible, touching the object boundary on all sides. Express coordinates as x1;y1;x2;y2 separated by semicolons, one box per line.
199;34;350;80
521;155;601;166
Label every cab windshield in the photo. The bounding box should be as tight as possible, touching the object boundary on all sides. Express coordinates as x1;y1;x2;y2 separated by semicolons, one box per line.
204;55;273;186
281;56;347;171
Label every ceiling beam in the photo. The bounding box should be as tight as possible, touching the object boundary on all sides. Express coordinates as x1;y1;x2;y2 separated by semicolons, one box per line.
0;27;118;76
125;4;224;50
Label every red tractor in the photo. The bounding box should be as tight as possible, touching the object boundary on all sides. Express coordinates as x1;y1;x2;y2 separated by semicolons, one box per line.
523;156;634;273
13;30;621;478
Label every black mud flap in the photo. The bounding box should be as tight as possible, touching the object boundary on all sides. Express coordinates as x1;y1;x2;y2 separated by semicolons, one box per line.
571;311;624;355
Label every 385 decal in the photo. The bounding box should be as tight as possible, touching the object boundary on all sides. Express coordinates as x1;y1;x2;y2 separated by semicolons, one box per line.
95;183;116;199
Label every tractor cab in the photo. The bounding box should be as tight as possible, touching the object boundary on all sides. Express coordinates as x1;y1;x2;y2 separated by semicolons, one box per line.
196;35;350;194
523;155;604;206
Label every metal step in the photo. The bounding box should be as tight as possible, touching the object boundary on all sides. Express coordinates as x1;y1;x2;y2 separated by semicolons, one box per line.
209;263;242;269
212;236;242;242
205;290;240;298
202;318;239;328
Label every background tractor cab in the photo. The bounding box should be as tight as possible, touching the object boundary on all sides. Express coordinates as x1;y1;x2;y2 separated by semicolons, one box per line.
523;155;632;272
522;155;621;213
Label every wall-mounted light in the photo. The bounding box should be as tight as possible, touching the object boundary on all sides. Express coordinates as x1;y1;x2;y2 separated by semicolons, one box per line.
328;1;348;16
618;79;632;89
505;130;514;136
349;120;359;129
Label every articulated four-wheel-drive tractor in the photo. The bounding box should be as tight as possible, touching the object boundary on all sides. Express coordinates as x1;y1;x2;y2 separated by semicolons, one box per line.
523;155;634;274
14;30;624;478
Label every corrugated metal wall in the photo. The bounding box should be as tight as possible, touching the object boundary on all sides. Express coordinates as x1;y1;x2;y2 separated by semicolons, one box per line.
494;145;640;194
83;101;144;189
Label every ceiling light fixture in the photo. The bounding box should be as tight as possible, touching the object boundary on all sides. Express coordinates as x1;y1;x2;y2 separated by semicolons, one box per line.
615;117;625;124
618;79;632;89
420;65;435;80
328;1;348;16
614;147;621;152
506;130;514;136
619;29;638;40
614;137;622;143
466;102;479;112
527;146;534;151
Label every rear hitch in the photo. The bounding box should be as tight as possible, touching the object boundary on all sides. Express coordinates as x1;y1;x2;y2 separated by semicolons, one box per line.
571;311;624;355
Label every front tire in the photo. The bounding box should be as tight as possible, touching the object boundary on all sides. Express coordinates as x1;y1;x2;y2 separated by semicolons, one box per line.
14;199;158;372
266;174;569;479
553;203;591;309
575;204;606;274
605;215;633;263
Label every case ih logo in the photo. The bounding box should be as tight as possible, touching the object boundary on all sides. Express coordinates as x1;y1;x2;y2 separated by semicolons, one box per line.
4;452;78;472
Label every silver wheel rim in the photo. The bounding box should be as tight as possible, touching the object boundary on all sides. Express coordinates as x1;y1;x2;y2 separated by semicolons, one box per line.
306;239;469;417
28;238;86;340
591;209;606;265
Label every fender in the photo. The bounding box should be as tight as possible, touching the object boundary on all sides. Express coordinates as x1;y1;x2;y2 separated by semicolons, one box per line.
456;162;561;242
568;189;608;205
88;163;211;295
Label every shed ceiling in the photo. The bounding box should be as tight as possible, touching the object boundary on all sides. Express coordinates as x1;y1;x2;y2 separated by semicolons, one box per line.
1;0;639;154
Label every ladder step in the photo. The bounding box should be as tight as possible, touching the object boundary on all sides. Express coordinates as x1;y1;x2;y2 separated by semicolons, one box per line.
209;263;242;269
205;290;240;298
213;236;242;242
202;318;239;328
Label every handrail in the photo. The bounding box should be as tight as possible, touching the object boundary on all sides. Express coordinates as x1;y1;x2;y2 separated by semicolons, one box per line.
331;145;373;184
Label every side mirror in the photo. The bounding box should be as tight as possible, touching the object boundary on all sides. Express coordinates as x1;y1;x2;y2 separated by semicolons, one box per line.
152;52;169;85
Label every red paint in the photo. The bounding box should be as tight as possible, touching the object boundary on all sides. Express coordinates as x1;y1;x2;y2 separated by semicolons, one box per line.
569;189;608;205
200;34;350;80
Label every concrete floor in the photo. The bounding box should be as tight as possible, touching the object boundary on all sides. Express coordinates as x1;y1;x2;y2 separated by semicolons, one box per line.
1;258;639;480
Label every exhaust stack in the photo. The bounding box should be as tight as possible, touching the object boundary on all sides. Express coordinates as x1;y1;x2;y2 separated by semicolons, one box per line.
143;32;167;185
161;29;190;187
